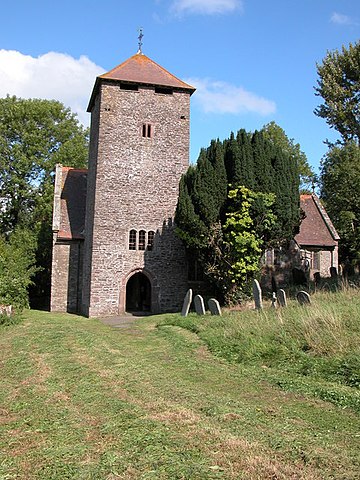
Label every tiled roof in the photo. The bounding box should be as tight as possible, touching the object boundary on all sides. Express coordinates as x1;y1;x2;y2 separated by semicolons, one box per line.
57;167;88;240
87;52;195;111
295;194;340;249
100;53;195;90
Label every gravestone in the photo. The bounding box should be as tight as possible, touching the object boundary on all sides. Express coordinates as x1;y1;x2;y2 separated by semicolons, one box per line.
271;292;277;309
208;298;222;316
181;288;193;317
194;294;206;315
252;279;263;310
296;290;311;305
277;289;287;307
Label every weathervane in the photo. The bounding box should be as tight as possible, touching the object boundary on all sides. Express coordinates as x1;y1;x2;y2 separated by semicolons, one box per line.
137;28;144;54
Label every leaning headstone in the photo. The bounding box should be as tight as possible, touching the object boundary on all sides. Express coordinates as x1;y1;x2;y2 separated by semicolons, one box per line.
208;298;222;316
194;294;206;315
277;289;287;307
296;290;311;305
271;292;277;309
181;289;193;317
252;279;263;310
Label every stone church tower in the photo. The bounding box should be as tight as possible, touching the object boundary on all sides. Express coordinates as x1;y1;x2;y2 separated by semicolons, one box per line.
51;49;195;317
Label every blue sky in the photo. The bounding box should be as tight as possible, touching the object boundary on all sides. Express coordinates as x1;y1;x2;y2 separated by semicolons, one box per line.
0;0;359;175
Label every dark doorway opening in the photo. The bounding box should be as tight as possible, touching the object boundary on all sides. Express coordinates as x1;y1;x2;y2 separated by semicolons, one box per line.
126;272;151;313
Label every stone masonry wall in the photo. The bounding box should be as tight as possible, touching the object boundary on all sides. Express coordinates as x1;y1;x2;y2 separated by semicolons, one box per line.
82;82;191;317
319;247;338;277
81;94;100;316
51;239;83;313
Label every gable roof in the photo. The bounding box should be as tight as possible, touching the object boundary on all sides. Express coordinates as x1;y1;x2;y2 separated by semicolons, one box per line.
87;52;195;111
295;194;340;249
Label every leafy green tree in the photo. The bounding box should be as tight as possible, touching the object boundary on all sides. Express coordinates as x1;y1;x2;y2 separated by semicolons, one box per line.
320;141;360;262
0;96;88;234
0;96;89;307
315;42;360;264
314;41;360;144
262;121;315;192
211;186;276;303
0;228;38;309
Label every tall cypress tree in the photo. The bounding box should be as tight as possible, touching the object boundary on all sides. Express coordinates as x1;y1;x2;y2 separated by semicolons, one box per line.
236;129;255;188
175;126;300;303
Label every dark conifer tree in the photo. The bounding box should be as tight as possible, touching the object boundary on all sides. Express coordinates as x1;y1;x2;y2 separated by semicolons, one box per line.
236;129;255;188
224;132;241;185
175;126;300;303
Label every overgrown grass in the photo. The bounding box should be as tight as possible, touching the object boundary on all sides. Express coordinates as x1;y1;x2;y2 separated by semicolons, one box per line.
158;289;360;411
0;300;359;479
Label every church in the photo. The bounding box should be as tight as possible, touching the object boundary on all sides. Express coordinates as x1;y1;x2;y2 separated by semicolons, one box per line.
50;46;196;317
50;43;340;317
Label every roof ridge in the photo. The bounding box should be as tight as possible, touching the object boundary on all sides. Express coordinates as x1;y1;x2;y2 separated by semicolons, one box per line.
98;52;195;91
312;194;340;241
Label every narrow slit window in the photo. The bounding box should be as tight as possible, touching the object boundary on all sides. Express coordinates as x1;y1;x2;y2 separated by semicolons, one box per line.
129;230;137;250
139;230;146;250
142;123;152;138
147;231;155;250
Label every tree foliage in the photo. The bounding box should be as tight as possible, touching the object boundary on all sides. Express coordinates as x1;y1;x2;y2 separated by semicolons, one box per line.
314;41;360;144
0;96;89;307
262;121;315;193
316;42;360;264
175;126;300;303
320;141;360;262
0;228;38;309
204;187;276;302
0;96;89;234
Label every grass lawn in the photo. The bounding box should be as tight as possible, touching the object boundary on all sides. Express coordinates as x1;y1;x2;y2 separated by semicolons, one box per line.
0;292;359;479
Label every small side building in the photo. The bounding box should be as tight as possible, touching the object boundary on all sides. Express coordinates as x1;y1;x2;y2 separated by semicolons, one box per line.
295;194;340;277
263;193;340;287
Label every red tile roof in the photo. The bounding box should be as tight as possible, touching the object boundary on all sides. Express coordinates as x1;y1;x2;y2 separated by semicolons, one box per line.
295;194;339;249
87;52;195;111
57;167;87;240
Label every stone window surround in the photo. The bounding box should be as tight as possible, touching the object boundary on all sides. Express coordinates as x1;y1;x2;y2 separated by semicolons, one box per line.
128;229;155;251
142;123;153;138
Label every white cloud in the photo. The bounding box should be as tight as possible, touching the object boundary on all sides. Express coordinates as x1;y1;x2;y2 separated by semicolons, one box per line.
0;50;104;125
188;77;276;116
171;0;242;16
330;12;358;26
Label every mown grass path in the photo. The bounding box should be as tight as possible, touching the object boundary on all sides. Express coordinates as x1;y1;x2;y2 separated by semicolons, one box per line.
0;310;359;479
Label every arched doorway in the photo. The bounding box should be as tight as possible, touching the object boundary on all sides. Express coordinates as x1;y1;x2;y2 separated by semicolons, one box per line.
125;272;151;313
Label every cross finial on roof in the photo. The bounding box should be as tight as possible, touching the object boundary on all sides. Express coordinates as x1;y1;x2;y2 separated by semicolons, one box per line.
137;28;144;54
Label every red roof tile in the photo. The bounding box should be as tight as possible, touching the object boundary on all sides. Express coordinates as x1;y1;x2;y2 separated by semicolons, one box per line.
87;53;195;111
100;53;195;90
295;194;339;249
